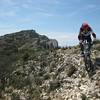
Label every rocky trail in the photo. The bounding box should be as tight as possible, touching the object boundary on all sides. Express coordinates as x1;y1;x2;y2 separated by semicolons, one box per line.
0;41;100;100
41;48;100;100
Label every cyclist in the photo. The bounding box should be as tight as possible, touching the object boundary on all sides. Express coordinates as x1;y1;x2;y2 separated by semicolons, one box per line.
78;22;96;56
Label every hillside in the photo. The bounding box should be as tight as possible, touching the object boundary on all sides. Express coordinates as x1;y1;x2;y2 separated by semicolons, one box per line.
0;31;100;100
0;29;58;85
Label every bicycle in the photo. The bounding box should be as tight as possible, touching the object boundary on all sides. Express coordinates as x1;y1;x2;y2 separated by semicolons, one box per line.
82;40;93;73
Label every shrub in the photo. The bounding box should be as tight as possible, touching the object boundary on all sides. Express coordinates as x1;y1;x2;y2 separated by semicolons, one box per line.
49;80;60;92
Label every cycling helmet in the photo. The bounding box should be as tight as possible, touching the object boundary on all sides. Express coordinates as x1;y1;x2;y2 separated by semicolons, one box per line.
82;22;89;29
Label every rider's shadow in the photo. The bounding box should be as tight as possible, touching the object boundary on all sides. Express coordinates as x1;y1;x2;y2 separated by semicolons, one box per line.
94;57;100;69
88;57;100;78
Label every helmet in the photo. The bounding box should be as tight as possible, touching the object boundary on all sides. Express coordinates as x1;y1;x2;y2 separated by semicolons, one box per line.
82;22;89;29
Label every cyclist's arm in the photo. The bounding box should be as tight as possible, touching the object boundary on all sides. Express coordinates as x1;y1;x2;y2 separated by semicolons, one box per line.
89;27;96;38
92;32;96;38
78;28;83;40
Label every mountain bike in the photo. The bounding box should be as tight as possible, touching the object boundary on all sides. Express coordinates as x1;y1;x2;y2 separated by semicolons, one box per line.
82;40;93;73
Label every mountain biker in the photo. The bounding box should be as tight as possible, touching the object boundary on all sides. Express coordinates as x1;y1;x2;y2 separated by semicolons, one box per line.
78;22;96;56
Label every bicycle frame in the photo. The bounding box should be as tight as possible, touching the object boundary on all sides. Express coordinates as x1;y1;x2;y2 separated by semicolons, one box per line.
83;40;92;72
83;40;91;57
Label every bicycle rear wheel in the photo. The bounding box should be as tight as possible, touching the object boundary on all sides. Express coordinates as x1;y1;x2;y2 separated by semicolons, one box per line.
84;55;91;72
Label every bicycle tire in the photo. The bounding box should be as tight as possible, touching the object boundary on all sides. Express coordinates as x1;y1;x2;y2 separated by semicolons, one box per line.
84;55;91;72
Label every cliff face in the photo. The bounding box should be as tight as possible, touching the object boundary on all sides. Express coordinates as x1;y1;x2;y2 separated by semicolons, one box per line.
0;30;100;100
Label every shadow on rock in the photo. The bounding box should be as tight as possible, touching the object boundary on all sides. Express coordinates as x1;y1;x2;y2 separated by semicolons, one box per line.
89;57;100;78
94;57;100;69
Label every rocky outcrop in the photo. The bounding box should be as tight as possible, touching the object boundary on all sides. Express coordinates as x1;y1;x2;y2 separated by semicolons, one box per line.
46;39;58;49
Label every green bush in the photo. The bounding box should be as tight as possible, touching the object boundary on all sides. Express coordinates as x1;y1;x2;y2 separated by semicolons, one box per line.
11;92;20;100
22;52;30;61
35;77;43;86
81;93;88;100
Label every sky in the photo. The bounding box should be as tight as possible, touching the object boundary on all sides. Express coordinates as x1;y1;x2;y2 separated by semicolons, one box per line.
0;0;100;46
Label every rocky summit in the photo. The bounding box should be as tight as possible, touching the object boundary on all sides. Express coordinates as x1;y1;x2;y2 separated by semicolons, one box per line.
0;30;100;100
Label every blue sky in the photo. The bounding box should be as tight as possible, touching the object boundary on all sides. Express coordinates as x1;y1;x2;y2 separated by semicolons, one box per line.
0;0;100;46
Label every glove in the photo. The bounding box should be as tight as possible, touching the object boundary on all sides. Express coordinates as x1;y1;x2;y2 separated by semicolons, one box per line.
79;40;82;44
93;38;96;41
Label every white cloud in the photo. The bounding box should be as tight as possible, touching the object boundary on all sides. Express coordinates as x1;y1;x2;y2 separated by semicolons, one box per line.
36;0;61;5
86;4;96;9
36;12;54;17
52;33;78;46
21;3;30;9
66;4;97;17
34;7;47;12
67;11;78;17
0;0;16;6
26;0;33;4
0;11;16;17
16;17;33;24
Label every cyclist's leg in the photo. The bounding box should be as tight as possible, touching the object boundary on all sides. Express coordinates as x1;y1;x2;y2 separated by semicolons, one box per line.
80;42;84;56
87;36;92;50
87;37;95;72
